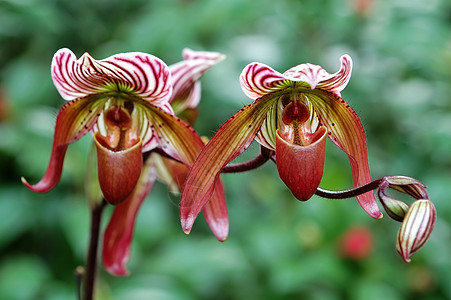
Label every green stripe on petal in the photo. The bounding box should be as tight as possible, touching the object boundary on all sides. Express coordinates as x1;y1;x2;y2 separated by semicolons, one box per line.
180;93;280;233
305;89;382;219
255;99;281;150
22;94;108;192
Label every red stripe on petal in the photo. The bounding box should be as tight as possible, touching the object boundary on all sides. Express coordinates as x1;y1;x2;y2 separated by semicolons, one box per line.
316;55;353;96
51;49;172;106
240;62;287;99
169;49;224;109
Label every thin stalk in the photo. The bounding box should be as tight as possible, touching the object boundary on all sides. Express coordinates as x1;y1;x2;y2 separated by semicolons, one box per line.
222;147;273;173
83;200;106;300
148;146;274;174
75;266;84;300
315;178;383;199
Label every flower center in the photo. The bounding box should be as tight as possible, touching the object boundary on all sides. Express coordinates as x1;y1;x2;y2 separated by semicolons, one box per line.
279;99;323;146
97;103;140;151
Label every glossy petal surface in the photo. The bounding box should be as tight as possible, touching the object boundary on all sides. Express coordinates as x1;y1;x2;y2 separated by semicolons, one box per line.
94;134;143;205
276;126;327;201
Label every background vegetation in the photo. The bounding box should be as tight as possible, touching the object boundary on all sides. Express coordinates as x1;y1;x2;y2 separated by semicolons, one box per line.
1;0;450;299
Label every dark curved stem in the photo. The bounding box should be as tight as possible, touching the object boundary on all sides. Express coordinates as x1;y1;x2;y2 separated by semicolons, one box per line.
83;200;106;300
315;178;383;199
147;146;274;174
222;146;274;173
144;148;182;163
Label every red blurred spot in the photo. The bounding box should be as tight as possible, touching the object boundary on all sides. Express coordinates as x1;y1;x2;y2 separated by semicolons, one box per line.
348;0;374;15
339;226;373;260
0;88;9;122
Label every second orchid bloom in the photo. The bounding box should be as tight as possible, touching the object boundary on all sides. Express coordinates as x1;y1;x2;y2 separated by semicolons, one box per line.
180;55;435;263
181;55;381;232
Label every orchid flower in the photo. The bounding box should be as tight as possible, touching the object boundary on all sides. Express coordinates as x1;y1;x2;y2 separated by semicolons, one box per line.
180;55;383;234
21;48;226;253
99;49;227;275
22;48;167;203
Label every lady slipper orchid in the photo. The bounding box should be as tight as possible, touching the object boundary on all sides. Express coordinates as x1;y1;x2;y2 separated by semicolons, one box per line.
22;48;169;204
21;47;227;221
101;49;227;275
181;55;383;234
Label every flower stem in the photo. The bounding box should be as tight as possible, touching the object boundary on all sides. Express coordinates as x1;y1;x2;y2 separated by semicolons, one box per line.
75;266;84;300
222;147;274;173
84;200;106;300
148;146;274;174
315;178;383;199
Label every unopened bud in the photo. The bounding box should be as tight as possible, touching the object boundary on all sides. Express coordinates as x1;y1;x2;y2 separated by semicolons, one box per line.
378;190;410;222
396;199;436;263
383;176;428;200
377;176;428;221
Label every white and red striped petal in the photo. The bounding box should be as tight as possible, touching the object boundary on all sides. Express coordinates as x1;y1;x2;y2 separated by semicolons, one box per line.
169;48;225;109
240;55;353;100
240;62;289;100
283;55;352;97
51;48;172;105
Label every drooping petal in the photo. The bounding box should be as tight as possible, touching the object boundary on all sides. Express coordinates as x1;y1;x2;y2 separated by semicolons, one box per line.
102;156;157;276
51;48;172;105
306;89;382;219
22;94;107;192
275;126;327;201
283;55;352;97
240;62;290;100
169;48;225;109
202;180;229;241
94;134;143;205
180;93;280;233
154;155;229;241
136;99;231;237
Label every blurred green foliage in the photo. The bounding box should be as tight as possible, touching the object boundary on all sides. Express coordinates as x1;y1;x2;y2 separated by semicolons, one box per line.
1;0;451;299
